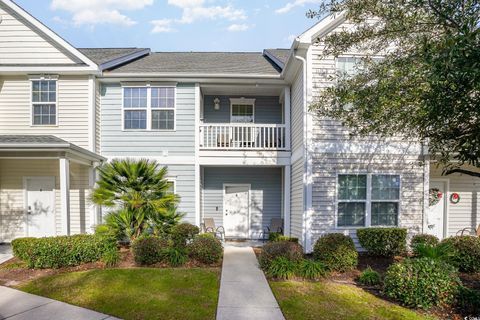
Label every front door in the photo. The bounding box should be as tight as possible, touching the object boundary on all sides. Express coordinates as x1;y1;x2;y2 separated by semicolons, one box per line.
25;177;56;238
223;185;250;238
427;180;447;239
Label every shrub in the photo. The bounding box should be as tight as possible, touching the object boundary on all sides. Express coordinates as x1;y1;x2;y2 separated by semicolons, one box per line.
267;257;297;279
383;257;460;309
187;234;223;264
296;259;327;280
259;241;303;270
410;234;439;255
161;247;187;267
269;233;299;243
171;223;200;248
11;237;36;262
312;234;358;272
358;267;381;286
439;236;480;273
102;247;120;267
456;286;480;315
413;243;452;261
357;228;407;256
131;236;169;265
12;235;117;269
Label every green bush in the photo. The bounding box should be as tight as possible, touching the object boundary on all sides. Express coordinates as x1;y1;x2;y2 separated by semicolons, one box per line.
296;259;327;280
383;257;460;309
187;234;223;264
11;237;36;262
357;228;407;256
410;234;439;255
259;241;303;270
269;233;299;243
161;247;187;267
358;267;381;286
102;247;120;267
131;236;169;265
171;223;200;248
413;242;452;261
11;235;117;269
439;236;480;273
312;234;358;272
267;257;297;279
456;286;480;315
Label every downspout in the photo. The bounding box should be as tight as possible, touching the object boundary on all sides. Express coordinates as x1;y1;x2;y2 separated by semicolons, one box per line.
294;50;312;252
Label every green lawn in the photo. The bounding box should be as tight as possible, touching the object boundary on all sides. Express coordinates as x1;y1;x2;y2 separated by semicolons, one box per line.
19;268;220;320
269;280;433;320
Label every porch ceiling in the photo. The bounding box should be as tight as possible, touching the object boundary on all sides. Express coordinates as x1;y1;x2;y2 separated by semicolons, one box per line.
201;84;284;97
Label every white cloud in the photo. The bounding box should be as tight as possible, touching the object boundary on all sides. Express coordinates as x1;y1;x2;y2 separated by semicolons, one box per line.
50;0;153;26
227;23;250;32
149;0;247;33
276;0;320;14
151;19;175;33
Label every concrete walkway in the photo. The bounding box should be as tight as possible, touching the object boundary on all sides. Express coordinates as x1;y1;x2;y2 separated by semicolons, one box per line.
0;286;120;320
0;244;12;264
217;245;285;320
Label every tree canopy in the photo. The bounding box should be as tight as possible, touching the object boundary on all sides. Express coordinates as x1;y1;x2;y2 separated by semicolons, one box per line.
309;0;480;176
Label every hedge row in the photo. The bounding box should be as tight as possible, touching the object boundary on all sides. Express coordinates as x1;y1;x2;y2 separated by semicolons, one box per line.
12;234;117;269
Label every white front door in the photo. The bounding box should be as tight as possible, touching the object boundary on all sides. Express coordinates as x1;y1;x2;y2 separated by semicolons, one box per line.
427;180;447;239
25;177;56;238
223;184;250;238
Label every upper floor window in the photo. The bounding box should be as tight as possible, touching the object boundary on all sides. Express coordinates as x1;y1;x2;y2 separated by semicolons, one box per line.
336;56;383;78
230;98;255;123
32;80;57;126
337;173;400;228
123;86;175;130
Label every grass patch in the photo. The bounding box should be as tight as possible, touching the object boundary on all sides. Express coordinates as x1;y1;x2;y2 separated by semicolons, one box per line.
270;280;433;320
19;268;220;320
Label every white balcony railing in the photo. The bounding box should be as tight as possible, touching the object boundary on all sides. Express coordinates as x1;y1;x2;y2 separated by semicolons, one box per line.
200;123;288;150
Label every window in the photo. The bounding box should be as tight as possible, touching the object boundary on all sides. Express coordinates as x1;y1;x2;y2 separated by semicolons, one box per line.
166;180;175;194
371;175;400;226
32;80;57;125
151;87;175;130
336;56;383;77
337;174;400;227
230;98;255;123
123;86;175;130
337;175;367;227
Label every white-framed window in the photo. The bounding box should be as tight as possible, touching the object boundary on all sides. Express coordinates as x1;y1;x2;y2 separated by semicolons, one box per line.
230;98;255;123
166;179;176;194
336;56;383;78
336;173;400;227
123;86;175;131
31;79;57;126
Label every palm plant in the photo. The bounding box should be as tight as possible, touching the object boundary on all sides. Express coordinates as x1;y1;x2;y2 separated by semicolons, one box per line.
92;159;180;242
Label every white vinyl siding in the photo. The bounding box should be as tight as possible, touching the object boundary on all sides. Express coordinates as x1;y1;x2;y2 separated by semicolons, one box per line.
0;159;92;242
0;4;76;65
0;76;91;149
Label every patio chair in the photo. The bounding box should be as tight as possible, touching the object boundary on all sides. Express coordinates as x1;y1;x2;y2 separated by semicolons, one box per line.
262;218;284;242
202;218;225;241
456;224;480;236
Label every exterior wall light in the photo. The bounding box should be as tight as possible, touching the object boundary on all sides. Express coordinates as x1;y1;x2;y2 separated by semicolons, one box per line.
214;97;221;110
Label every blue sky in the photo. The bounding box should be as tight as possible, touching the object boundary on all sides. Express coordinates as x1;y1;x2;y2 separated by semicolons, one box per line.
15;0;322;52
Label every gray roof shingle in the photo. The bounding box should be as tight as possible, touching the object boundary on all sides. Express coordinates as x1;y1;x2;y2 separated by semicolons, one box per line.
78;48;148;65
264;49;291;69
0;135;69;145
105;52;282;75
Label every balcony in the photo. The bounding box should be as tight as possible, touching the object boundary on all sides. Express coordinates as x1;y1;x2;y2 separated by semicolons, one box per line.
200;123;287;150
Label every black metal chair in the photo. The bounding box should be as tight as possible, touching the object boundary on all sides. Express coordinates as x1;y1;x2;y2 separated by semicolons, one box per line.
262;218;284;242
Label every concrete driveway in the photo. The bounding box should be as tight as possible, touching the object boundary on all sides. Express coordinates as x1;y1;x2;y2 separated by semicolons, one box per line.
0;244;12;264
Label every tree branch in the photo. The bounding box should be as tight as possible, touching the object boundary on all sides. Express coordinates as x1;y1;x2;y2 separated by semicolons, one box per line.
444;168;480;178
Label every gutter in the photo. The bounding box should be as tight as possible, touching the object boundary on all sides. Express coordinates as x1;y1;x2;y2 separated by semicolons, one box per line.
101;72;282;79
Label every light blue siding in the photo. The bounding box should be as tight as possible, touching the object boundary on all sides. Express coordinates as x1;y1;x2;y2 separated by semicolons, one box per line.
100;83;196;156
202;167;283;239
203;95;283;124
164;164;196;224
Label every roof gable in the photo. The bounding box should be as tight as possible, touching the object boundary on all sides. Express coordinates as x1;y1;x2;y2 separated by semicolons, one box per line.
0;0;97;70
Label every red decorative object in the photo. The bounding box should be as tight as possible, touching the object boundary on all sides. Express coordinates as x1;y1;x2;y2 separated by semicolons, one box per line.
450;192;460;204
